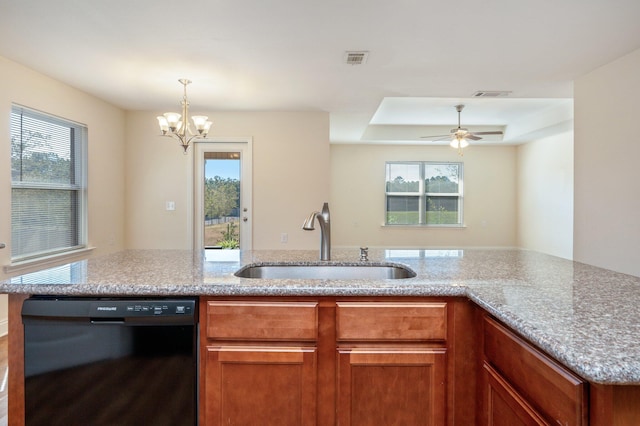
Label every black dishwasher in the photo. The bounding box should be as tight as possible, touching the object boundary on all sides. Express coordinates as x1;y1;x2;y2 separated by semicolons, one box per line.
22;296;198;426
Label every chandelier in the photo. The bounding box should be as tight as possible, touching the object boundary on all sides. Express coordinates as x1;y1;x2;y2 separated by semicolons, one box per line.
156;79;212;153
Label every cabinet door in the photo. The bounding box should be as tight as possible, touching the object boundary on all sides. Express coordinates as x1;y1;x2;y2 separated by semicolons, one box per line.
204;345;317;426
483;316;587;425
337;348;446;426
483;362;550;426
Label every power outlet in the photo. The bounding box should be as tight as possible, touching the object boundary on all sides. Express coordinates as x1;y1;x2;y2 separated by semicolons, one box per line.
280;233;288;243
166;201;176;211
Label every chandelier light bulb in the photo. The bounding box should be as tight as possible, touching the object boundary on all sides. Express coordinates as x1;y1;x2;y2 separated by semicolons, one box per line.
163;112;181;132
156;116;169;134
191;115;212;135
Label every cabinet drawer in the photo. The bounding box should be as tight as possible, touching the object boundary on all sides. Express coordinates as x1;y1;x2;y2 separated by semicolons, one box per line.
483;316;587;425
206;301;318;341
336;302;447;341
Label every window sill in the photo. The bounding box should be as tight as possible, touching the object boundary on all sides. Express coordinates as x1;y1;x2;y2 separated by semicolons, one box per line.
4;247;95;276
381;224;467;229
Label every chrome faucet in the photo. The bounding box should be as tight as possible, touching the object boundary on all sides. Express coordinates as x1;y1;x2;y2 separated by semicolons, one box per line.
302;202;331;261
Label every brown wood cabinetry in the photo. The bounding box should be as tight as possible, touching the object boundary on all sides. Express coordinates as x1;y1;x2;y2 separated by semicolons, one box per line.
483;362;550;425
203;345;317;425
200;297;475;425
336;302;448;426
337;348;446;425
200;300;319;425
480;314;588;426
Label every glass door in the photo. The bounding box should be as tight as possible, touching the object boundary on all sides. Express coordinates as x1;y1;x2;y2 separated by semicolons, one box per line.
194;140;252;253
204;152;241;249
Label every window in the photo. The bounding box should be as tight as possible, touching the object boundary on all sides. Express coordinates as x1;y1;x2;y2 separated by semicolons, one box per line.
10;105;87;262
385;162;463;226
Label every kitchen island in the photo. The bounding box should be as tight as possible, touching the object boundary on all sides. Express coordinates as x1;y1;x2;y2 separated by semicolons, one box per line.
2;248;640;425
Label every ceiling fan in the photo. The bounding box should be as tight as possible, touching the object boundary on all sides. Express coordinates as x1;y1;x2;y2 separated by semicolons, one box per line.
421;104;503;154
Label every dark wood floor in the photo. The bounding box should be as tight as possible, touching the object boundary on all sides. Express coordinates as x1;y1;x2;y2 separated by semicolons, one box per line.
1;334;7;426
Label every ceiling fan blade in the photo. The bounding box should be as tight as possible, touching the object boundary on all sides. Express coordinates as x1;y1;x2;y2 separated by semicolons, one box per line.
420;134;451;139
465;135;482;141
471;131;503;136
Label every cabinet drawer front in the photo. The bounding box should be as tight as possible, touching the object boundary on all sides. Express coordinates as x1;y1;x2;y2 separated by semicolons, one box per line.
484;316;587;426
336;302;447;341
206;301;318;341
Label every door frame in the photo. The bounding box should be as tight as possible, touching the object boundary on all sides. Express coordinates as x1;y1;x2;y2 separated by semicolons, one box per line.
192;137;253;252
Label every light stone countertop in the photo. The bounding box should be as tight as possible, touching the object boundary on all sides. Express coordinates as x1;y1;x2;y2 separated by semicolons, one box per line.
2;248;640;385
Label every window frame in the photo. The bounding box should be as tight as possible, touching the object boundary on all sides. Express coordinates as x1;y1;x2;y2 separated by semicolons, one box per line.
385;161;464;227
10;104;88;263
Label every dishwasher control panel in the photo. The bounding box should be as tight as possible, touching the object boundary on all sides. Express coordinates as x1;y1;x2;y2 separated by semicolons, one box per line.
22;297;197;325
90;299;196;317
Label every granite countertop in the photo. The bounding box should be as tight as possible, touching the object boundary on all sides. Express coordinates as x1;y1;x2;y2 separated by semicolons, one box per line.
2;247;640;386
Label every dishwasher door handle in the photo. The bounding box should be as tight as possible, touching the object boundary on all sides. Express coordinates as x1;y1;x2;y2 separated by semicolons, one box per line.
90;318;125;324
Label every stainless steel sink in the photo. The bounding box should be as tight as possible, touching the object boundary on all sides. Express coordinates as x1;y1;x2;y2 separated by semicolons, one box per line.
234;263;416;280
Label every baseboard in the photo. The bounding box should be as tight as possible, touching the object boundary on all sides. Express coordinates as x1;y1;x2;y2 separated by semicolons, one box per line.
0;319;7;337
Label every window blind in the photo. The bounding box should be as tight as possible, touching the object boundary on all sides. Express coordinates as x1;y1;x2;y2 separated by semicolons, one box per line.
10;105;87;261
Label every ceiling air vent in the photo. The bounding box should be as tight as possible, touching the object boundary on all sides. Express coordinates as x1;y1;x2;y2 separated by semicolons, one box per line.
472;90;512;97
344;51;369;65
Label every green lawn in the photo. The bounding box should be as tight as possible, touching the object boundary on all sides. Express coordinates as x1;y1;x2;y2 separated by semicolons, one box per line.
387;211;459;225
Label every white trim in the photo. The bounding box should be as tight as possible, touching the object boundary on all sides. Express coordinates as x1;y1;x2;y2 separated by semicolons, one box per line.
4;247;94;275
381;224;467;229
193;138;253;251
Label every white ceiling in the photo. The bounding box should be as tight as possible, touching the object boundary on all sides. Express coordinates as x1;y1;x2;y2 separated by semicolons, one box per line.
1;0;639;144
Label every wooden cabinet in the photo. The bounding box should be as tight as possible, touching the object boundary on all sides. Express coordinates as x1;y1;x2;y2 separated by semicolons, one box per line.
483;362;549;426
203;345;317;425
199;298;472;426
336;302;448;426
480;315;588;426
200;300;318;426
337;348;446;425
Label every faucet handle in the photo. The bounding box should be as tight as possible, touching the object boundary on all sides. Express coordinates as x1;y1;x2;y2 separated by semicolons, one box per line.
359;247;369;262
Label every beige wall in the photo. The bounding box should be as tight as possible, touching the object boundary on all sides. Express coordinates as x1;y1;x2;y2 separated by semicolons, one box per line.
125;111;330;250
517;131;574;259
330;144;517;248
574;48;640;276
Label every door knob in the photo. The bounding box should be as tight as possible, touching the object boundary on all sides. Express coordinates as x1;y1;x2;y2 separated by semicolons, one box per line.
0;243;5;249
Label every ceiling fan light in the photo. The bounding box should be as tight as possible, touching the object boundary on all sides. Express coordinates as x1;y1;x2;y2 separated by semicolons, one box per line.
450;138;469;149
